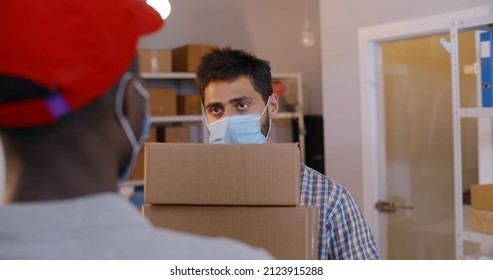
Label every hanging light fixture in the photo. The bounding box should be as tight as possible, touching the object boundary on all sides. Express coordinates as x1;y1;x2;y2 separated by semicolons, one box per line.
300;0;315;47
146;0;171;20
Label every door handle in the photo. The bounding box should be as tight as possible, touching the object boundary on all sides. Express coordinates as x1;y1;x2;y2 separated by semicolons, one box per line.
375;200;414;213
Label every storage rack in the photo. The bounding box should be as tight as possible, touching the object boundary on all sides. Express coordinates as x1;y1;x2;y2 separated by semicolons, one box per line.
448;14;493;259
119;72;306;189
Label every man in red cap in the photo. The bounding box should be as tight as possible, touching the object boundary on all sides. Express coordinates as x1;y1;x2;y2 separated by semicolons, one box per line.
0;0;271;259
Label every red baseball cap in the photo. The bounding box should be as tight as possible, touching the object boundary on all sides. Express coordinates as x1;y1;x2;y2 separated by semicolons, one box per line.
0;0;163;128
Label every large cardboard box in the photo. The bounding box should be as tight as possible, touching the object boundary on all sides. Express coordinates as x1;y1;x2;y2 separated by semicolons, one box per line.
471;184;493;211
172;44;216;72
129;128;157;180
471;208;493;235
144;143;300;206
138;49;172;72
142;205;319;260
149;88;177;116
164;126;190;143
177;94;202;115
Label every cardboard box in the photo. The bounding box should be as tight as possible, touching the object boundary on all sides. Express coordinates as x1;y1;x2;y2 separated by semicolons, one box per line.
164;126;190;143
149;88;177;116
129;128;157;180
172;44;216;72
471;184;493;211
471;208;493;235
144;143;300;206
142;205;319;260
138;49;172;72
177;94;202;115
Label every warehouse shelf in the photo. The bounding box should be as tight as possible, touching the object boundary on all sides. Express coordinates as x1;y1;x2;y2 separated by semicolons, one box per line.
449;15;493;259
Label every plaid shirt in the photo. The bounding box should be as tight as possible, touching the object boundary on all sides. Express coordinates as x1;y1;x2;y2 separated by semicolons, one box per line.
300;164;379;259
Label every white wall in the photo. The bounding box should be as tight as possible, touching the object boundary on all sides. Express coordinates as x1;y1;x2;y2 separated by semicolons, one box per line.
139;0;323;115
320;0;492;206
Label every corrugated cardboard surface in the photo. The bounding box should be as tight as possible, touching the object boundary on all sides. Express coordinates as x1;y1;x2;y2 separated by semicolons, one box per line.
144;143;300;205
142;205;319;260
172;44;215;72
471;184;493;211
149;88;177;116
471;208;493;235
138;49;172;72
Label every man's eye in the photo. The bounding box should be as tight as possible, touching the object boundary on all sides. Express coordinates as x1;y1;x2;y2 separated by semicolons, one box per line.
237;103;249;110
210;107;222;114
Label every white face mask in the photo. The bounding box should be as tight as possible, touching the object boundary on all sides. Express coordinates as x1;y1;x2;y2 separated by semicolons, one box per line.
114;72;150;182
207;97;272;144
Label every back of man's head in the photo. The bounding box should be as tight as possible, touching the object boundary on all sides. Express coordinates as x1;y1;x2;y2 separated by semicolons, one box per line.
0;0;163;202
0;0;162;128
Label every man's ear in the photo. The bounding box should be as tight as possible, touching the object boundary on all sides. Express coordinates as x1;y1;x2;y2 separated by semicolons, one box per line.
269;93;279;118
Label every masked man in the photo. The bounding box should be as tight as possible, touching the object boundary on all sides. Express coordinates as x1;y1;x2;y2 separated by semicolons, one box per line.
196;47;379;260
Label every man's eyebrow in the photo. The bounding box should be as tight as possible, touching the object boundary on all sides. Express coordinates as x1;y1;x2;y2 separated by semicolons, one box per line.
204;102;222;110
205;96;254;109
229;96;254;103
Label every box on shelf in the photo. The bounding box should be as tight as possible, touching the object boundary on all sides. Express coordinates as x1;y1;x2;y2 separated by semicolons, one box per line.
177;94;202;115
471;184;493;211
164;126;190;143
172;44;216;72
144;143;300;206
142;205;319;260
129;129;157;180
471;208;493;235
149;88;177;116
138;49;172;73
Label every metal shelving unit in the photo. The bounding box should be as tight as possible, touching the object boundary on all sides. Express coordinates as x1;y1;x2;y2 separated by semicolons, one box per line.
449;14;493;259
119;72;306;189
140;71;306;161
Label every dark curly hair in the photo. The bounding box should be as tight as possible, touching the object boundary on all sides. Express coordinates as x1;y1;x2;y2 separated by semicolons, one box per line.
195;47;273;104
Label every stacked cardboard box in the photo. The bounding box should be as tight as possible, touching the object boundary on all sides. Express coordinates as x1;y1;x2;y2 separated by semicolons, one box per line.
177;94;202;115
471;184;493;235
164;126;190;143
172;44;216;72
142;143;319;259
138;49;172;73
148;88;177;116
139;45;216;73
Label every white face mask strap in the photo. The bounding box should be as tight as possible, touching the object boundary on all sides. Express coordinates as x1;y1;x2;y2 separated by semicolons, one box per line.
260;95;271;118
133;78;149;99
115;72;139;151
262;95;273;141
265;118;272;141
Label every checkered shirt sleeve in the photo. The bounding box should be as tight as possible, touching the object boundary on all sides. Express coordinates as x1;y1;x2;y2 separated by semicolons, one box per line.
299;164;379;260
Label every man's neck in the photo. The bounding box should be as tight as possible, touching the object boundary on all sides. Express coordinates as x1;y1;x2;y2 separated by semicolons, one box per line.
4;146;118;203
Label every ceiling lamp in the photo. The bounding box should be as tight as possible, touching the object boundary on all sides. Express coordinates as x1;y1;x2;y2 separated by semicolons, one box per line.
300;0;315;47
147;0;171;20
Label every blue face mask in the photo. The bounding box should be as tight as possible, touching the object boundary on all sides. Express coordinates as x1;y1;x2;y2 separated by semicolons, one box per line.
114;72;151;182
207;97;272;144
